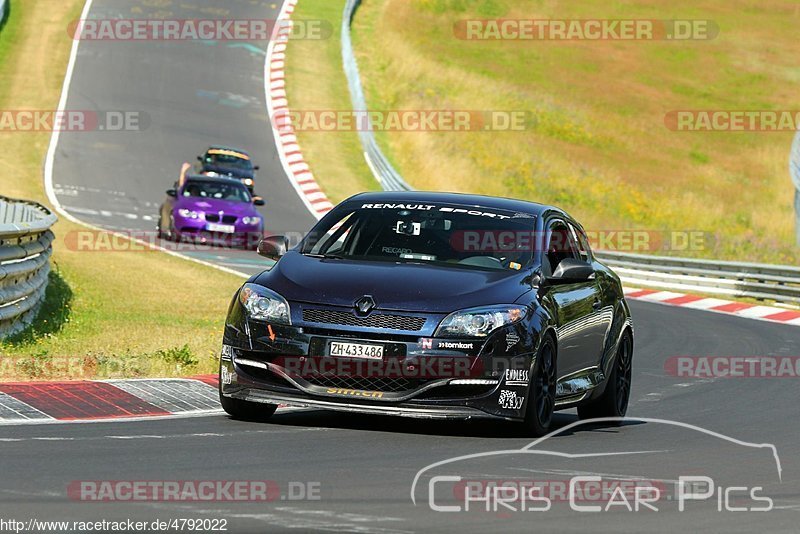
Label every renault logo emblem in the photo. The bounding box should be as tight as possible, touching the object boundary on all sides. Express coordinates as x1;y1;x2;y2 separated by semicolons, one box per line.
354;296;376;315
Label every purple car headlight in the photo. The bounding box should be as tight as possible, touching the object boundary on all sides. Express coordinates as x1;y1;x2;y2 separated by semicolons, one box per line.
242;216;261;226
178;208;201;219
239;283;290;324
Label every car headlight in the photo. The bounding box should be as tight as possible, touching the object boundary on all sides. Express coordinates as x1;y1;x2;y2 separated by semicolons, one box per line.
204;171;219;177
178;209;201;219
238;283;290;324
243;178;254;186
435;305;525;338
242;216;261;225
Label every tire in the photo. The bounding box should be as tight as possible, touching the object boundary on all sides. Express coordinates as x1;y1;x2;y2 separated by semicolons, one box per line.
157;216;168;240
578;330;633;421
160;214;176;242
523;336;557;437
156;213;166;239
219;386;278;422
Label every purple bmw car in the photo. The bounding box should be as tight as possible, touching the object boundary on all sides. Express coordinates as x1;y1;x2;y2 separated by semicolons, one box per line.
158;175;265;249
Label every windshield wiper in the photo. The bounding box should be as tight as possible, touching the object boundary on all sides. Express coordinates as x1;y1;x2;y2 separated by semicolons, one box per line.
303;253;346;260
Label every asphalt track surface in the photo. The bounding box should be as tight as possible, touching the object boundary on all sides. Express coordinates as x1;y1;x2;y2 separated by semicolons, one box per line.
50;0;316;276
21;0;800;532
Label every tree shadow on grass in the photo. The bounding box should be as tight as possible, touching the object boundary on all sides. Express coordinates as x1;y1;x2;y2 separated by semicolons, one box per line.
4;268;73;346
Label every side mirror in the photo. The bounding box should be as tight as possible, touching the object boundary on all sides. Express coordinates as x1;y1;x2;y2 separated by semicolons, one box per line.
253;196;266;206
548;258;594;284
166;189;177;198
253;165;260;171
197;155;203;162
257;235;287;261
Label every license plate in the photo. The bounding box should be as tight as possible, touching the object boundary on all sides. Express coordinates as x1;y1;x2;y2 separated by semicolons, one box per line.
207;223;235;234
330;341;384;360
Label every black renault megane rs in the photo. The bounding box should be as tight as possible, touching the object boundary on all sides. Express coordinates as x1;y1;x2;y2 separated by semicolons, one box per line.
219;191;633;436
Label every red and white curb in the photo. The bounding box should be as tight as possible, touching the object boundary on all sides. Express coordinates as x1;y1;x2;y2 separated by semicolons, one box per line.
0;375;222;424
624;287;800;327
266;0;333;220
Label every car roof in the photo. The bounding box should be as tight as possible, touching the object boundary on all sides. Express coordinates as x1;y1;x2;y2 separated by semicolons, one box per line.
205;146;250;157
342;191;563;218
183;174;245;185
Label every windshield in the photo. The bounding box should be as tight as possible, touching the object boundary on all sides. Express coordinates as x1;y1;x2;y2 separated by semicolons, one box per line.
181;180;251;203
204;152;253;170
300;202;536;271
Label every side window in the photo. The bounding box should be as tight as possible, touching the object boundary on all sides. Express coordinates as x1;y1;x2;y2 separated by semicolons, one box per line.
569;223;592;263
546;220;580;273
310;212;356;255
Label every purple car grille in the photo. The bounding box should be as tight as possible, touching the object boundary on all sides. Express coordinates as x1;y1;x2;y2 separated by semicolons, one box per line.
205;214;237;224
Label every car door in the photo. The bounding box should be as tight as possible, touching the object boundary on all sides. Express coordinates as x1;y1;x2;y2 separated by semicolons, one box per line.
541;218;604;378
568;221;612;366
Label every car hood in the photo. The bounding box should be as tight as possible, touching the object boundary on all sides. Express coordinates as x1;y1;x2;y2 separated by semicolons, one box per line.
176;197;258;217
254;251;532;313
202;164;253;179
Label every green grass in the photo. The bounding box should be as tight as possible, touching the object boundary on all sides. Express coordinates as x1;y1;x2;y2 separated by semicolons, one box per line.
0;1;243;379
291;0;800;264
284;0;380;202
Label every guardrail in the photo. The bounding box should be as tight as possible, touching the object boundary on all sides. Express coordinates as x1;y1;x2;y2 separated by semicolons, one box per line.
341;0;411;192
341;1;800;307
596;251;800;306
0;196;57;338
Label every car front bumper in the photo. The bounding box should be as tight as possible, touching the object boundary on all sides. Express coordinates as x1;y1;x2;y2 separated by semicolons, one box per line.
219;306;540;421
225;385;507;420
173;215;262;245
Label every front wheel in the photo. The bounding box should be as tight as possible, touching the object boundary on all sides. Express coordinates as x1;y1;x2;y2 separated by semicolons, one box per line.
160;214;177;242
219;387;277;422
577;330;633;421
523;336;557;437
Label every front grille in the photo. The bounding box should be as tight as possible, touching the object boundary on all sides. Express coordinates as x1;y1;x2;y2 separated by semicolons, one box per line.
416;384;497;400
205;214;237;224
302;309;426;331
305;374;424;393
